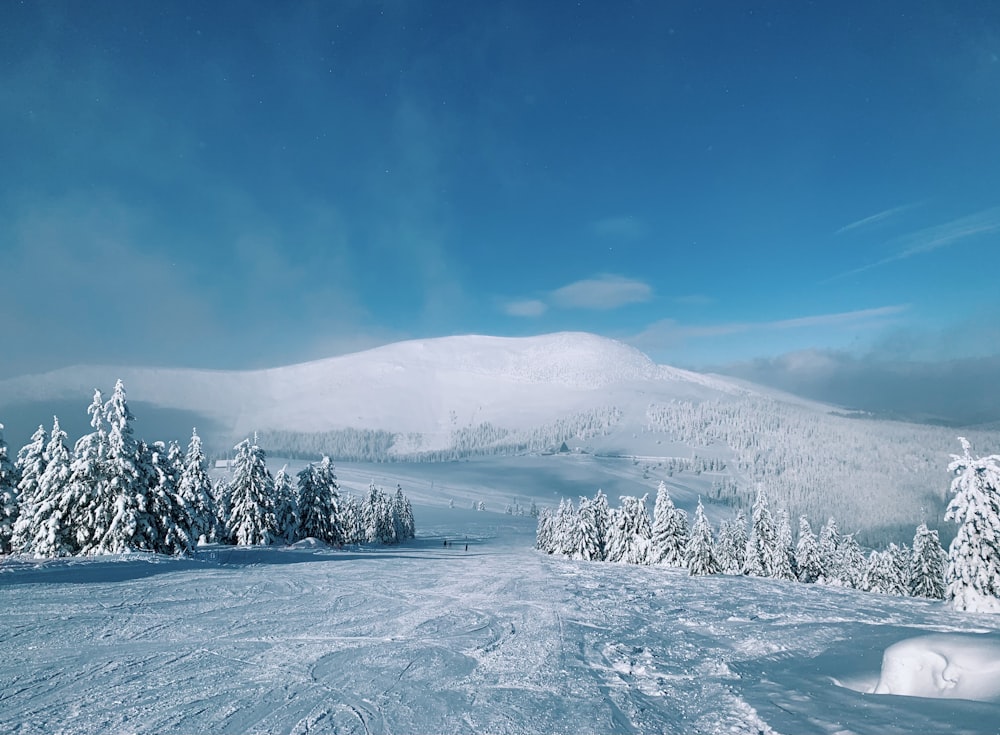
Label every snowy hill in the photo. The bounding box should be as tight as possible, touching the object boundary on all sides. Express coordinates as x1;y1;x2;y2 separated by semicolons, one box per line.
0;332;997;539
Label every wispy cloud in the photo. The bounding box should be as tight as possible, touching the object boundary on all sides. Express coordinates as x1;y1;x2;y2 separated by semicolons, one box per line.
836;202;922;234
630;305;908;347
503;299;548;317
589;215;648;240
831;207;1000;280
502;274;653;318
551;274;653;310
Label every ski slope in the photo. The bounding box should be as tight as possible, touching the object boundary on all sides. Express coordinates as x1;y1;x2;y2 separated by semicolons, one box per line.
3;466;1000;735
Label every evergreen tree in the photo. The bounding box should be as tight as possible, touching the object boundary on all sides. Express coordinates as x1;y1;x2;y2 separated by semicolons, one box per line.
591;490;610;559
686;499;720;575
10;425;47;553
273;465;299;544
716;511;748;574
605;495;652;565
944;438;1000;612
553;498;577;556
817;517;840;583
744;487;777;577
773;508;796;581
910;523;946;599
535;507;555;553
145;440;192;555
571;496;603;561
178;429;217;544
651;481;688;566
0;422;19;554
794;516;822;583
225;437;277;546
861;546;908;596
296;457;343;545
341;493;364;544
27;418;76;557
833;533;866;589
393;485;415;541
98;379;154;554
363;482;394;544
68;391;111;554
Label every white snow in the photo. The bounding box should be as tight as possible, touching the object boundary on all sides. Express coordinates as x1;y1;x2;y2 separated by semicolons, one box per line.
4;460;1000;734
873;634;1000;701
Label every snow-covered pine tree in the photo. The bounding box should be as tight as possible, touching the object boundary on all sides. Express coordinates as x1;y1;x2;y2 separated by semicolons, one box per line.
0;422;19;554
225;437;277;546
716;511;748;574
393;485;415;541
571;496;604;561
773;508;796;581
363;482;394;544
817;517;840;584
944;437;1000;613
834;533;866;589
591;490;610;559
341;493;364;544
651;481;688;566
686;499;720;575
178;429;218;544
98;380;155;554
273;465;298;545
535;507;555;553
861;546;908;596
27;418;76;557
794;516;822;583
10;424;47;553
145;440;193;555
553;498;577;557
889;542;911;596
296;457;343;545
68;391;111;554
910;523;946;599
606;495;653;565
744;487;778;577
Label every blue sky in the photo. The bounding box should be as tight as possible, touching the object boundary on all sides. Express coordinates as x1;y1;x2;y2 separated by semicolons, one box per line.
2;1;999;415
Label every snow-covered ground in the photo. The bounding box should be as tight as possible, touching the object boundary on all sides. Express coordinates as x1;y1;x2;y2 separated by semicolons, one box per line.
3;463;1000;734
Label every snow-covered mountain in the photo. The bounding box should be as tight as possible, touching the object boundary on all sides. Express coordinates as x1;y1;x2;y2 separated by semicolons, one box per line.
0;332;995;539
0;332;750;452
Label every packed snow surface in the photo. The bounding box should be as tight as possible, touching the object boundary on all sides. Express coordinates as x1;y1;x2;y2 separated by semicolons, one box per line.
873;634;1000;701
3;461;1000;735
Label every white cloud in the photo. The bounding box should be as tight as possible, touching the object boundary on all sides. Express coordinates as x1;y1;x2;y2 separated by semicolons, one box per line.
836;202;921;234
550;274;653;310
503;299;549;318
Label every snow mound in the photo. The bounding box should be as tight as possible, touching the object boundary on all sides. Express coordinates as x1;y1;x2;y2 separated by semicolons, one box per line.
873;633;1000;702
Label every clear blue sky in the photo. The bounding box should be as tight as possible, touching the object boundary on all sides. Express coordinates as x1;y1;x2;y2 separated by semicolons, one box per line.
2;1;999;398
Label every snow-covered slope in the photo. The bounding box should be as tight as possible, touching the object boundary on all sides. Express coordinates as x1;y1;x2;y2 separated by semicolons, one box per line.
0;332;747;450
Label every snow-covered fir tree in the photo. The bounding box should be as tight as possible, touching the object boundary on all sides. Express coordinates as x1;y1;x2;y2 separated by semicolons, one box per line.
794;516;822;584
98;380;155;554
10;424;47;553
225;437;277;546
715;510;747;575
393;485;416;541
552;498;577;557
296;457;343;545
605;495;652;565
651;481;688;566
535;507;555;553
744;487;778;577
686;499;719;576
571;496;604;561
26;418;75;557
944;437;1000;612
0;422;19;554
862;545;909;596
177;429;217;544
273;465;298;545
833;533;866;589
68;391;111;554
144;440;193;555
910;523;946;599
364;482;396;544
773;508;796;581
817;517;840;583
341;493;365;544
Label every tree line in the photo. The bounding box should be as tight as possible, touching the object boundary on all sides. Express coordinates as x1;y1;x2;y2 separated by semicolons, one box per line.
0;380;415;558
536;468;984;605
